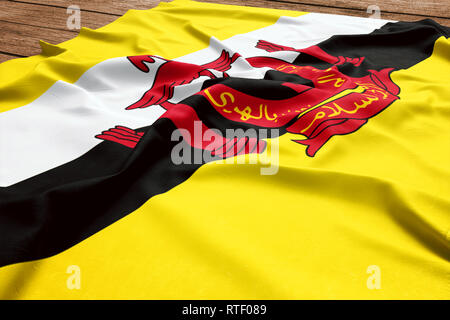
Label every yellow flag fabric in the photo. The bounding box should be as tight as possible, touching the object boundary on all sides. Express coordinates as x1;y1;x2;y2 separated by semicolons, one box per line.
0;0;448;299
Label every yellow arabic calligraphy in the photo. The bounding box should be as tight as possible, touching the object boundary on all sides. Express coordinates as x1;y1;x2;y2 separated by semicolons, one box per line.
298;84;390;134
300;111;326;133
322;95;379;117
204;88;278;122
276;64;300;73
296;86;365;119
204;89;234;107
355;82;389;99
234;104;278;121
317;73;346;87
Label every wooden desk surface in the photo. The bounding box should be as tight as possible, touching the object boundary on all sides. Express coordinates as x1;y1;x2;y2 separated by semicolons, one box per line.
1;0;449;63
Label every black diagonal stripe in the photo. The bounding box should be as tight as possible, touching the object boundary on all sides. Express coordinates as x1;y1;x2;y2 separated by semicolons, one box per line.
0;119;202;267
0;20;447;267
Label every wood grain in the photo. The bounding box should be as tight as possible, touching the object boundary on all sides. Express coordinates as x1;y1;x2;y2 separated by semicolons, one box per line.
0;20;75;56
0;53;21;63
6;0;166;16
0;0;449;62
7;0;450;19
1;1;119;30
199;0;450;25
263;0;447;19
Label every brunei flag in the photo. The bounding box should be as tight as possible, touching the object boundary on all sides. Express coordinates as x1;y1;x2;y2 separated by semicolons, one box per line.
0;0;449;299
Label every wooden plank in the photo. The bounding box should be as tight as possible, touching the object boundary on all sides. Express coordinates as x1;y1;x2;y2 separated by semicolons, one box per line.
267;0;448;19
1;0;448;58
0;53;21;63
6;0;450;26
199;0;450;26
7;0;450;20
6;0;165;16
0;20;76;56
1;1;119;30
7;0;450;26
